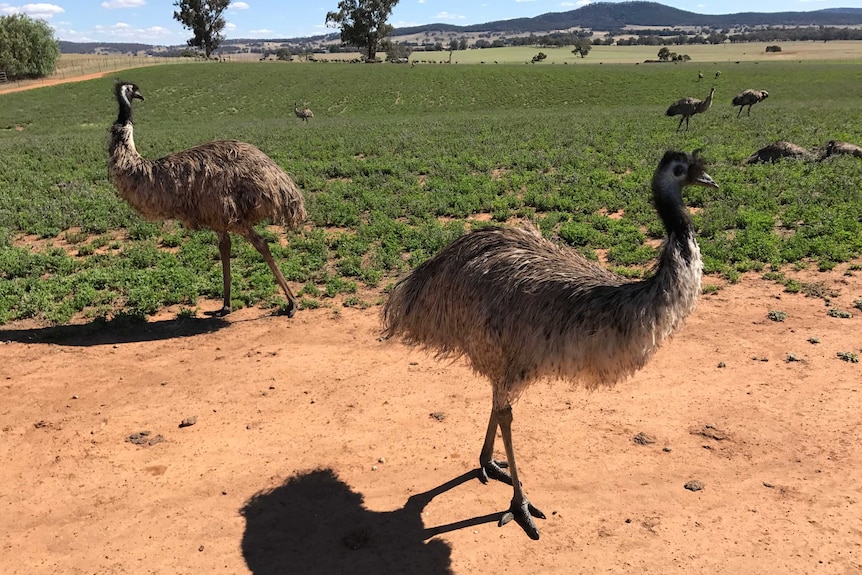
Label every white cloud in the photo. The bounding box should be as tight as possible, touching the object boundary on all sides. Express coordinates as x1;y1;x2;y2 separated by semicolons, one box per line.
436;11;465;19
514;0;537;3
230;1;249;9
418;0;426;3
224;22;236;30
248;28;275;36
0;3;64;18
100;0;145;8
90;22;175;41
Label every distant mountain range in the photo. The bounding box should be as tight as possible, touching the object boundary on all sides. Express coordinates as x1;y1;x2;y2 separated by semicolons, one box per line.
394;2;862;35
59;1;862;53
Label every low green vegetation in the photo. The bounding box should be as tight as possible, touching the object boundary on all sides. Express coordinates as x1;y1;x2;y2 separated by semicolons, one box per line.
1;60;861;324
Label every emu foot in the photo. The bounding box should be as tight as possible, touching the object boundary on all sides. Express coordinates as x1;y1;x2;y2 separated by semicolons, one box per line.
499;498;546;540
273;300;297;318
205;306;232;318
478;460;513;485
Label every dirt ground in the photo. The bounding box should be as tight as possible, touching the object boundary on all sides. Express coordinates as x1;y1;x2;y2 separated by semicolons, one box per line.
1;262;861;575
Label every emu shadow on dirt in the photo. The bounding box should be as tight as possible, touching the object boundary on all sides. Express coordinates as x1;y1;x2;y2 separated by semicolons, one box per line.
241;468;502;575
0;315;228;346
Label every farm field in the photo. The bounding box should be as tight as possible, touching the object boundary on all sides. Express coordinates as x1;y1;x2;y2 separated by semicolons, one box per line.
1;60;861;573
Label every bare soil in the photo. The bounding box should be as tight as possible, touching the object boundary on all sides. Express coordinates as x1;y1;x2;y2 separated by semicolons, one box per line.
1;264;861;574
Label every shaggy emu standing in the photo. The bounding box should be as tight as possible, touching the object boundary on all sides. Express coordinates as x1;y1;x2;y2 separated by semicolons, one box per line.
732;89;769;118
294;102;314;122
382;151;718;539
667;86;715;132
109;81;306;317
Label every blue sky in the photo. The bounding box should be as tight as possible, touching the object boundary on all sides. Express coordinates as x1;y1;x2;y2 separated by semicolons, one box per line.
1;0;859;44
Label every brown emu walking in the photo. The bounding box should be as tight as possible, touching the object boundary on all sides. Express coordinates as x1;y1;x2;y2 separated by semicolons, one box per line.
382;151;718;540
108;81;306;317
667;86;715;132
294;102;314;122
732;89;769;118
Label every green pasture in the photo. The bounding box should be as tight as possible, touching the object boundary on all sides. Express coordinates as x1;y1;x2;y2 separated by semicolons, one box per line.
428;41;862;64
1;60;861;324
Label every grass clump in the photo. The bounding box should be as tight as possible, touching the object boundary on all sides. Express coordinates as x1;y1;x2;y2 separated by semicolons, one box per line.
767;310;787;322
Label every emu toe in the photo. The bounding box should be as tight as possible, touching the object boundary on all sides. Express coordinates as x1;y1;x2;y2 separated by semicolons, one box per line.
275;300;298;318
499;498;545;540
478;460;513;485
206;306;232;318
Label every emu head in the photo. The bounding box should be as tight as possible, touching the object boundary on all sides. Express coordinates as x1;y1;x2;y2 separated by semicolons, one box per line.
654;150;718;202
115;81;144;105
760;90;769;100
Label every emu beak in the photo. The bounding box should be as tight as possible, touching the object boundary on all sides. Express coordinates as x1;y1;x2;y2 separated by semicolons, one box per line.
695;172;718;189
133;91;144;101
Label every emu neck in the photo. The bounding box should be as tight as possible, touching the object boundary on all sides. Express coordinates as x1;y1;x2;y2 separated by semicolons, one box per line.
110;93;141;161
115;95;133;127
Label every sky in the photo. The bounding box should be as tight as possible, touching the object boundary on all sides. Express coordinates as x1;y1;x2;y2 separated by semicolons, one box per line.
1;0;860;45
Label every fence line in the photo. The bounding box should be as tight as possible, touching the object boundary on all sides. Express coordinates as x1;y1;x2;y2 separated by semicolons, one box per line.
0;57;203;94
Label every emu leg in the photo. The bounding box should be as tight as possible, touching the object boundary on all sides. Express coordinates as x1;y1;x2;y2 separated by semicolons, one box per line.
478;409;512;485
676;116;685;131
244;229;298;318
736;106;743;118
210;231;233;317
496;405;545;540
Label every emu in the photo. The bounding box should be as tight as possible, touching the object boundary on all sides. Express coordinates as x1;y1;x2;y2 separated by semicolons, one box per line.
822;140;862;159
667;86;715;132
745;141;815;164
382;151;718;540
732;89;769;118
108;81;306;317
294;102;314;122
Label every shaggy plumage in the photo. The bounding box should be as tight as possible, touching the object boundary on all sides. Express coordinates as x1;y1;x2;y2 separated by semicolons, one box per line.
108;81;306;317
732;89;769;118
822;140;862;159
382;151;718;540
745;141;815;164
294;102;314;122
666;86;715;132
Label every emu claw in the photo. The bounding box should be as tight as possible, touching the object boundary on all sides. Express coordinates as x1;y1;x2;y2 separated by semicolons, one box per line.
499;499;545;540
275;301;297;318
206;306;232;318
478;460;512;485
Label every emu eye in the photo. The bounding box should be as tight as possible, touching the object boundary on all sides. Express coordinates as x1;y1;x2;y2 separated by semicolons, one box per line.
673;165;686;178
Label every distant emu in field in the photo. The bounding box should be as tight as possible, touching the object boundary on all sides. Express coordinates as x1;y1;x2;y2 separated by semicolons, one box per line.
822;140;862;159
732;89;769;118
294;102;314;122
744;141;815;164
714;71;721;79
383;150;718;540
698;71;704;80
667;86;715;132
109;81;306;317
